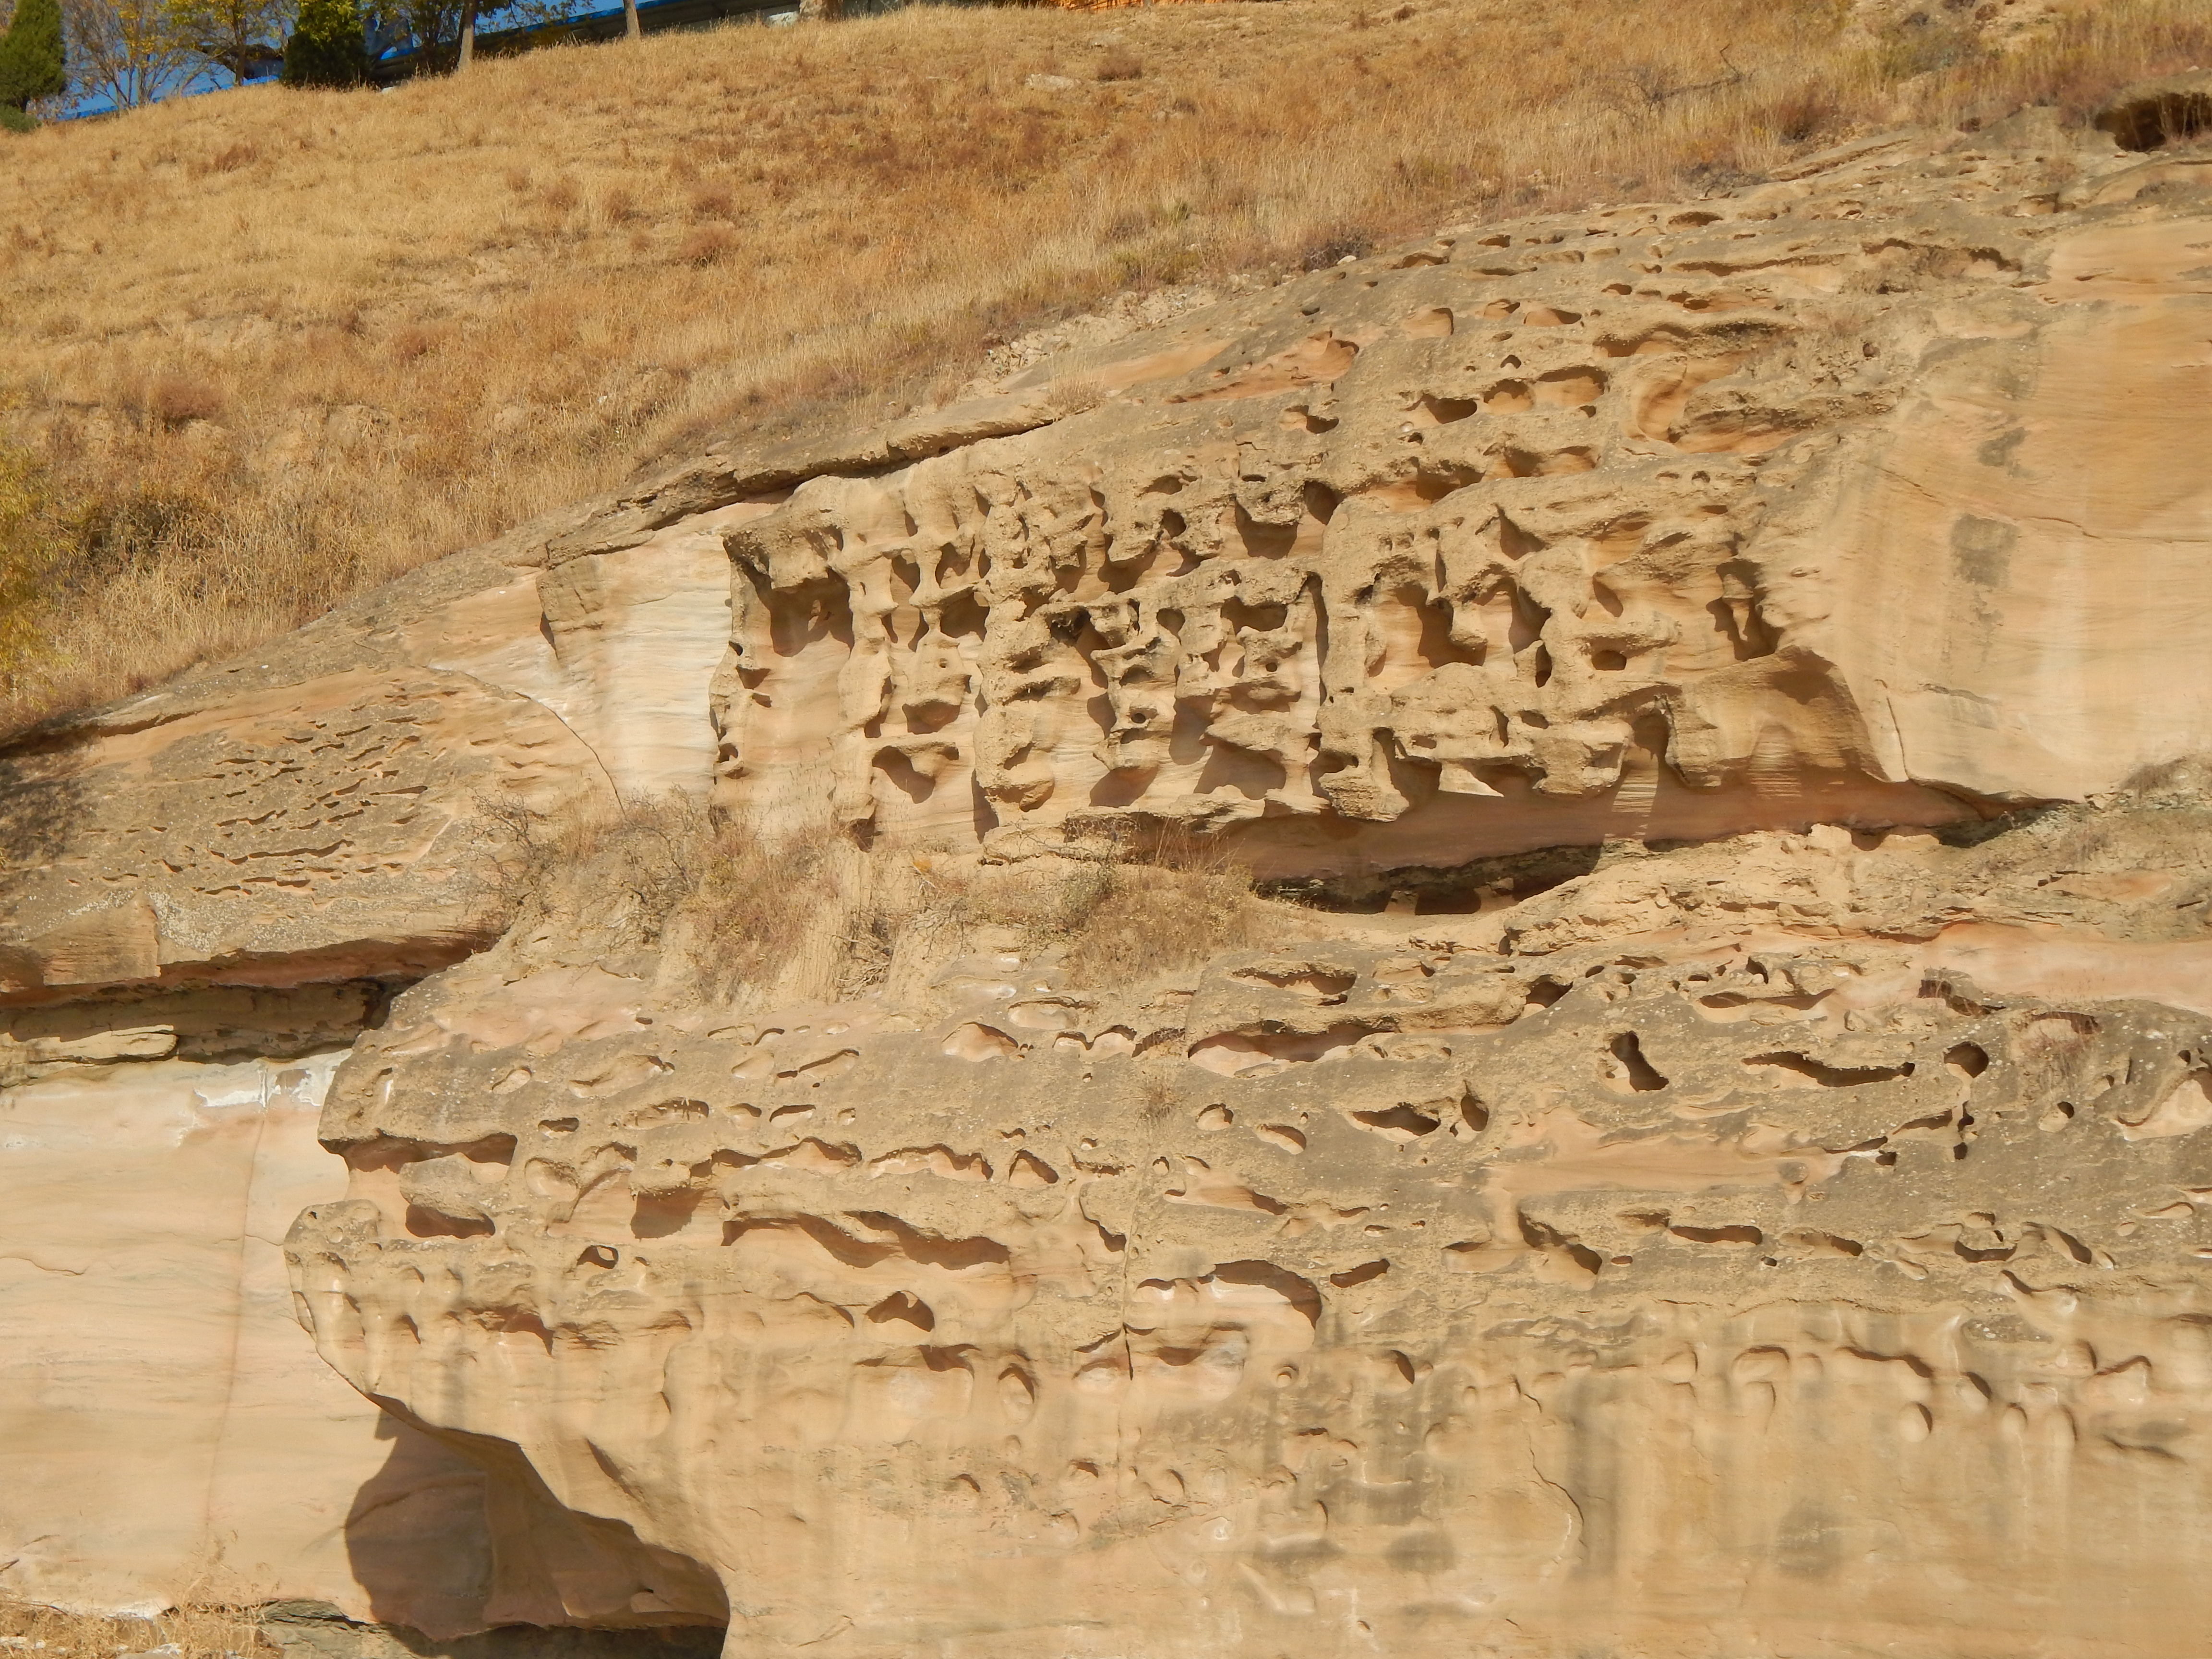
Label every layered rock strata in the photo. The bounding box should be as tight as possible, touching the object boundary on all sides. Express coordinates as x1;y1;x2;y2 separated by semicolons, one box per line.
3;106;2212;1659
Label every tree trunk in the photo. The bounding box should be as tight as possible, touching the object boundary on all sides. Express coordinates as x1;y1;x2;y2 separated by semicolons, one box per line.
622;0;639;39
457;0;477;68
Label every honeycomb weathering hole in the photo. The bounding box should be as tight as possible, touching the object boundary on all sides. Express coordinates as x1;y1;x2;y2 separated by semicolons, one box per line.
943;1022;1020;1061
1349;1103;1441;1140
2097;87;2212;151
1606;1032;1669;1093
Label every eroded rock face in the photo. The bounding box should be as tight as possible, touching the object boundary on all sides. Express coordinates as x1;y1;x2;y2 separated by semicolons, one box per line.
703;127;2212;871
0;535;731;1623
0;523;732;1001
6;108;2212;1659
285;797;2212;1659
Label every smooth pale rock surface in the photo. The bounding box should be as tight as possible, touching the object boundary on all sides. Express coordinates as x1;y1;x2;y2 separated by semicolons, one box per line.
0;1036;489;1629
4;100;2212;1659
1819;212;2212;800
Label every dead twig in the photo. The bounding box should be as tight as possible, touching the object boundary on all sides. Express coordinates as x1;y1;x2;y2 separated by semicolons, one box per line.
1620;46;1746;109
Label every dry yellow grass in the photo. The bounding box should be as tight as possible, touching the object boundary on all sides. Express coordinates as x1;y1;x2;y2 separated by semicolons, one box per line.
0;1597;277;1659
951;827;1268;987
0;0;2203;730
492;788;1270;1002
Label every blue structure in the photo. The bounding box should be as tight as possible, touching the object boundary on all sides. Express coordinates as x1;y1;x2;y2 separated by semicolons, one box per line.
363;0;799;83
48;0;918;118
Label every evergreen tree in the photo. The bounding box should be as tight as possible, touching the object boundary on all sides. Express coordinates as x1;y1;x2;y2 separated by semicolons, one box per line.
0;0;68;125
282;0;364;85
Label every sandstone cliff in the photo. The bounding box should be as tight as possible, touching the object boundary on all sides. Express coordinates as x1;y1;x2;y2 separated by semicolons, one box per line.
6;100;2212;1659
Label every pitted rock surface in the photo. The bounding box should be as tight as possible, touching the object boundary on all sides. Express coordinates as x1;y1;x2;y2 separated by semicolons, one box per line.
284;798;2212;1659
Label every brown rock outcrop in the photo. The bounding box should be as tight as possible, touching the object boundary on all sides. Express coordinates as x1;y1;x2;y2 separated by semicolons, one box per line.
7;104;2212;1659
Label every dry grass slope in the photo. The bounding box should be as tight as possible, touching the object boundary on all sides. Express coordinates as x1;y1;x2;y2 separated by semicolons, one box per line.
0;0;2204;728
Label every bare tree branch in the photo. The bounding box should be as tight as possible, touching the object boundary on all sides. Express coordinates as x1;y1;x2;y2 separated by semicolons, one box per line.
1616;46;1746;112
62;0;191;107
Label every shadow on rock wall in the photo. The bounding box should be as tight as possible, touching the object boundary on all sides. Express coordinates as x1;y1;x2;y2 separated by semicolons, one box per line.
339;1413;498;1638
0;741;91;995
324;1406;727;1655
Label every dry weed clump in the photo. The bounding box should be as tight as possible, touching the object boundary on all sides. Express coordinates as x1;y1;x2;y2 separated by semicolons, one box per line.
0;1597;276;1659
489;794;1268;1000
1093;45;1144;82
985;836;1265;987
1058;853;1263;986
488;792;841;998
893;827;1270;990
0;0;2199;730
